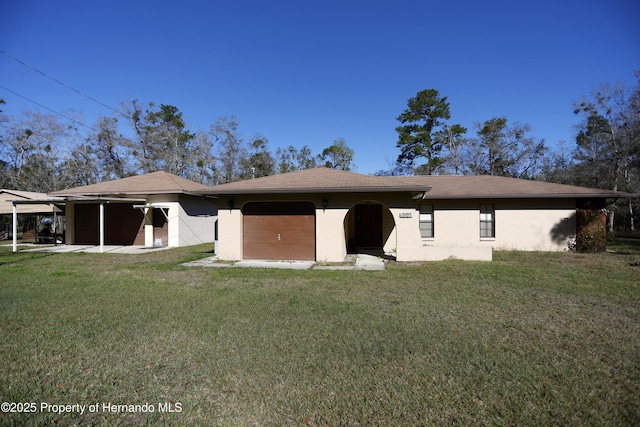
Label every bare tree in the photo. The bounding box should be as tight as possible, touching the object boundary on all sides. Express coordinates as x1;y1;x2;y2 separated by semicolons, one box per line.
1;111;71;191
124;100;195;176
276;145;316;173
210;116;246;183
572;75;640;230
466;117;547;178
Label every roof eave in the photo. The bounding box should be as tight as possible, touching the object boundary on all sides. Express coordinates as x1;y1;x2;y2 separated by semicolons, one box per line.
51;190;196;197
8;198;65;204
13;196;147;203
196;188;634;199
423;193;635;199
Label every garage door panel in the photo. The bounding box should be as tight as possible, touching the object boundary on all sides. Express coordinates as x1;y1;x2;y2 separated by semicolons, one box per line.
243;213;315;261
74;203;145;245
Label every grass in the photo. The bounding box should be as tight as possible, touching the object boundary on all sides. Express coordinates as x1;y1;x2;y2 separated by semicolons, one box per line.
0;239;639;426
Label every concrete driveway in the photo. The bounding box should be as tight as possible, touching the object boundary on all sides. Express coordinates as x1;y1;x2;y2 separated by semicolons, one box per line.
17;245;170;254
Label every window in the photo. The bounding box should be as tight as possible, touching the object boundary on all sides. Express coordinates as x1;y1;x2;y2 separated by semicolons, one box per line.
419;204;434;238
480;204;495;238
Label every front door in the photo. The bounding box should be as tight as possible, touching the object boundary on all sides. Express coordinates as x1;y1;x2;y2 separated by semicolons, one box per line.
355;203;382;247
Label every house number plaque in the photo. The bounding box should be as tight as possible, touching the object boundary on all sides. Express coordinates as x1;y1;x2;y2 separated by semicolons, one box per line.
399;213;412;218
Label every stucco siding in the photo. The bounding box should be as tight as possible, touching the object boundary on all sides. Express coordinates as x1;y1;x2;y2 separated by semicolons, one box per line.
216;193;578;262
433;206;480;246
175;195;217;246
413;198;576;253
217;204;243;260
316;207;348;262
141;195;217;247
492;199;575;251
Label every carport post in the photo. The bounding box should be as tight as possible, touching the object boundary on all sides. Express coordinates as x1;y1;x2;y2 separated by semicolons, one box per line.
99;202;105;253
12;202;17;253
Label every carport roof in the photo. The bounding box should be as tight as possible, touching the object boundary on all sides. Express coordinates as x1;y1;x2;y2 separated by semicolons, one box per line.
50;171;210;197
199;167;635;199
1;189;63;214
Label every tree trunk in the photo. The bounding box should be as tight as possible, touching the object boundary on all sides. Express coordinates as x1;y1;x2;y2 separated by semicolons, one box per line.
608;208;615;232
608;183;618;233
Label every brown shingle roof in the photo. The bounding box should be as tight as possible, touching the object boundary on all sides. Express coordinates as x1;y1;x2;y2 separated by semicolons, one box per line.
202;168;634;199
388;175;633;198
205;168;426;194
50;171;210;197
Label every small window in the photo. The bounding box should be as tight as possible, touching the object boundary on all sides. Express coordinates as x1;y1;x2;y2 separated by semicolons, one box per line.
419;204;434;238
480;204;495;238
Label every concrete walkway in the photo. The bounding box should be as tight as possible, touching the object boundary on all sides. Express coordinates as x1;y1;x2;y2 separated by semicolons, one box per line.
182;253;386;271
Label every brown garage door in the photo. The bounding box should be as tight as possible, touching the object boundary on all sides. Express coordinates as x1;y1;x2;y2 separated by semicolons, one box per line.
242;201;315;261
74;203;145;245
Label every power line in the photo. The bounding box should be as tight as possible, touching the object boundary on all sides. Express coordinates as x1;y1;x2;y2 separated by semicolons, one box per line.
0;49;129;119
0;84;97;132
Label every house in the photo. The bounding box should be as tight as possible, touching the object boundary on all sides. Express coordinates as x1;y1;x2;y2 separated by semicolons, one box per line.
199;167;633;262
48;171;217;249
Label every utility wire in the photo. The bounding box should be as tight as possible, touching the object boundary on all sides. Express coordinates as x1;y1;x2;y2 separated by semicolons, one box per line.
0;84;97;132
0;49;129;119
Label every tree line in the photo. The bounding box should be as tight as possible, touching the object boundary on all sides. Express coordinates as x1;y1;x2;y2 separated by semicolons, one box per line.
0;72;638;229
0;99;355;192
387;72;639;230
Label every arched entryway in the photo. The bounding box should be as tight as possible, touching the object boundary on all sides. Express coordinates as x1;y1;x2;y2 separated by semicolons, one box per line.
343;201;395;255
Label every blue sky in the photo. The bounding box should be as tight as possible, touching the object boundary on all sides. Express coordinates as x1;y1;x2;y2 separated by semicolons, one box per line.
1;0;638;174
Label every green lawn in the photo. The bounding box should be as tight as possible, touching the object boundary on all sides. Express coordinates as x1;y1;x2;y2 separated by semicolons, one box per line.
0;241;638;426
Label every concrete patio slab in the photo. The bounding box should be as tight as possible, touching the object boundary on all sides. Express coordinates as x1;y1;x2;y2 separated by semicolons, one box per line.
182;256;232;268
313;265;355;270
355;254;386;270
182;253;386;270
182;256;315;269
234;260;315;270
235;260;316;270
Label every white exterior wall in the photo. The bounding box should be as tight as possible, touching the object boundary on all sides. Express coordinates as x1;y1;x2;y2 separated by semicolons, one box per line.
147;195;217;248
216;194;577;262
316;206;348;262
401;198;576;260
144;195;179;247
491;200;575;251
167;201;181;247
390;204;491;261
175;195;217;246
144;209;154;247
217;202;244;260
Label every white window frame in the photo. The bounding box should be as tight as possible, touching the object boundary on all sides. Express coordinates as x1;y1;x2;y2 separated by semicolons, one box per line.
419;204;434;239
480;203;495;239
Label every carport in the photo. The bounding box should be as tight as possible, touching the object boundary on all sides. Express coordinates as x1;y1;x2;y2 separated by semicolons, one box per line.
10;197;144;253
2;191;65;252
